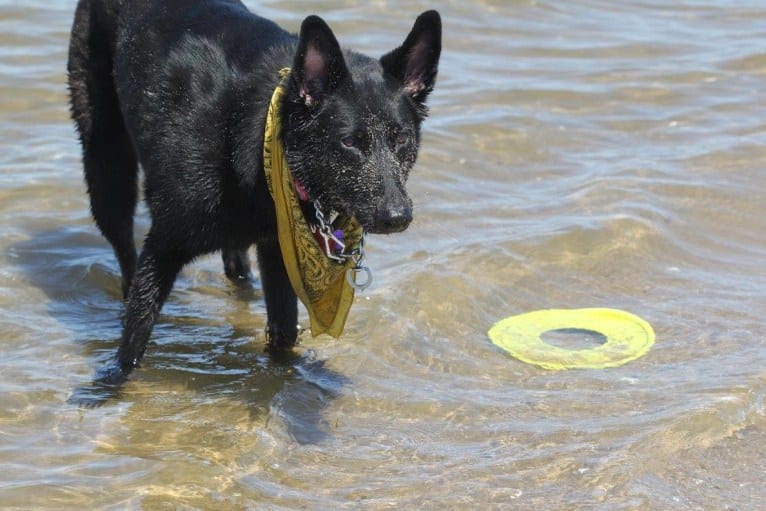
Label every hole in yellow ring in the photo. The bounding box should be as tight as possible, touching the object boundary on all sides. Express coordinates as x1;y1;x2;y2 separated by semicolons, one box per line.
540;328;607;351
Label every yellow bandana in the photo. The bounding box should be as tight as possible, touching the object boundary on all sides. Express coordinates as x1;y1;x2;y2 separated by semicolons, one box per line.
262;68;364;338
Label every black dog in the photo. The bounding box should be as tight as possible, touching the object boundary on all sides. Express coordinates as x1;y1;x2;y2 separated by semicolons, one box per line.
67;0;441;385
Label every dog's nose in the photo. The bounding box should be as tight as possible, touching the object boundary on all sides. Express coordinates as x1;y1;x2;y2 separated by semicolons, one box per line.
374;205;412;233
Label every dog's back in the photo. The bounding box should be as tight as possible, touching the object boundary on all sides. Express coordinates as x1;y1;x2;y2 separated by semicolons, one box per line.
68;0;295;278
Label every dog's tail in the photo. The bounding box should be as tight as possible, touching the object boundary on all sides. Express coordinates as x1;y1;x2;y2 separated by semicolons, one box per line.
67;0;124;147
67;0;139;299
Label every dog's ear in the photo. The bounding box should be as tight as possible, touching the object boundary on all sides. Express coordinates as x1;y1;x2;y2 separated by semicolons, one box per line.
292;15;349;107
380;10;442;105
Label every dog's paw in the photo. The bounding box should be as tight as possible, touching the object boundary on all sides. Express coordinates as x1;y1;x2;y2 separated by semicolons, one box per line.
223;249;253;284
67;360;127;407
226;269;254;286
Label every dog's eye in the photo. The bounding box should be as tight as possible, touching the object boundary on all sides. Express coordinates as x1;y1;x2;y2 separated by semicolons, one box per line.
341;135;356;148
392;129;411;148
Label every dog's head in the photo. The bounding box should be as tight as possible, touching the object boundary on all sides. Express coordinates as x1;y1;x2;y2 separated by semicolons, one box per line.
282;11;441;234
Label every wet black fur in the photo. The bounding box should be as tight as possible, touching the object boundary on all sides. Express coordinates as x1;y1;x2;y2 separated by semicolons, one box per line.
67;0;441;387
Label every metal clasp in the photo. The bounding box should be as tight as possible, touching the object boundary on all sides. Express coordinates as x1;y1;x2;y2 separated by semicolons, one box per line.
345;236;372;291
312;200;373;291
311;200;347;263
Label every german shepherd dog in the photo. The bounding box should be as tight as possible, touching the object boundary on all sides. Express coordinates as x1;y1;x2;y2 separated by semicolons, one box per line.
67;0;441;386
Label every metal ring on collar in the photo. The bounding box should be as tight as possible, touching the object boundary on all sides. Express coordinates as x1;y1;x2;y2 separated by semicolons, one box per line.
346;266;372;291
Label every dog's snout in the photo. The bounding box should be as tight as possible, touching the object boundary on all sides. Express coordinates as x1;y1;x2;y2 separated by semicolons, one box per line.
374;204;412;233
369;177;413;234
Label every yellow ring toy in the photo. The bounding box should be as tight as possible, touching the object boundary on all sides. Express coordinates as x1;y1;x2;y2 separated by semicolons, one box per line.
488;308;655;370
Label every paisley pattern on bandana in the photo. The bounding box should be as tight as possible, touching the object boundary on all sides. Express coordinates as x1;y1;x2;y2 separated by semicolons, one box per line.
262;68;363;337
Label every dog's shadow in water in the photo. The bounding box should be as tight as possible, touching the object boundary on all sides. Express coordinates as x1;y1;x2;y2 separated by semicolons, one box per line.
12;227;347;444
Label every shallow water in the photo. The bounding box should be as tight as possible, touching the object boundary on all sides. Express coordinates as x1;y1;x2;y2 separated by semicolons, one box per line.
2;0;766;509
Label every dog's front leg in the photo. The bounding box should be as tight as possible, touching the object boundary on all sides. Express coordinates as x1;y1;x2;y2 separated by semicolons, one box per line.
256;238;298;353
